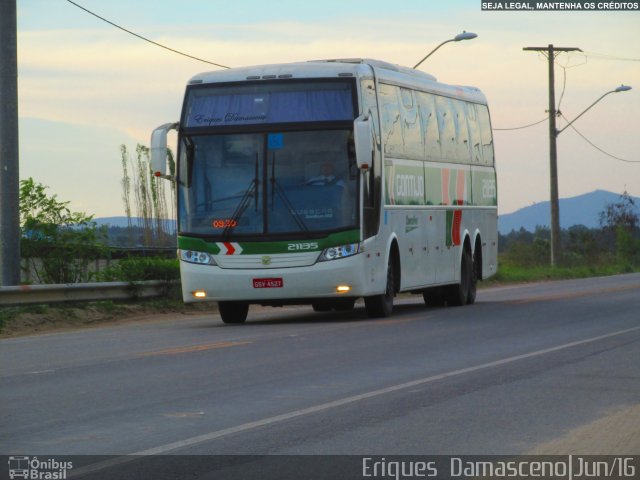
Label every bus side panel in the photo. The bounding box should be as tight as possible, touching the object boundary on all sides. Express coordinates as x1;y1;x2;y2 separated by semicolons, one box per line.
383;159;497;290
384;206;499;290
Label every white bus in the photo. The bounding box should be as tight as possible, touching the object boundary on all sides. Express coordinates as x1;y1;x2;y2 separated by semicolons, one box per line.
151;58;497;324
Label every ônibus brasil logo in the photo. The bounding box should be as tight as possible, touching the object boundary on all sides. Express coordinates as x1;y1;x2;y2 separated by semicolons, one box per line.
8;456;73;480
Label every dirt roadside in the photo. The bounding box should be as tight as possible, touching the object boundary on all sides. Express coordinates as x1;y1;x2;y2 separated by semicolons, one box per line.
531;404;640;454
0;301;219;338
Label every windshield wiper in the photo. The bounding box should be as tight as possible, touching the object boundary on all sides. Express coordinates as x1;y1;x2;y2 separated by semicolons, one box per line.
270;152;309;234
222;153;260;239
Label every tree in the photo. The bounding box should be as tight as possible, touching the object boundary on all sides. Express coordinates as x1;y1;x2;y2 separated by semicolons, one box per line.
599;190;639;232
20;178;105;284
120;144;176;246
599;191;640;265
120;144;133;244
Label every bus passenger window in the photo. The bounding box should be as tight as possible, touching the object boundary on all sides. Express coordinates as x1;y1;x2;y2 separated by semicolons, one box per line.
436;96;456;162
416;92;440;161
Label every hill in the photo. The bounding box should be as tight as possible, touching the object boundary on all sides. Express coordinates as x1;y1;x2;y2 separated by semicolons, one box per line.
499;190;640;234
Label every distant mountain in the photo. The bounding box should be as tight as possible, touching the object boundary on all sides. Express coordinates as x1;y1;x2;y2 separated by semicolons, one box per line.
499;190;640;234
94;216;176;231
93;217;131;228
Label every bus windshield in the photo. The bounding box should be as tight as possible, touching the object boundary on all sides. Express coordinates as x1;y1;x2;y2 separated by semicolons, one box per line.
178;130;358;237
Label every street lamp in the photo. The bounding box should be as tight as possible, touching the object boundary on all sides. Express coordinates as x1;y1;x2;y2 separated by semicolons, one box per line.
556;85;632;135
413;31;478;69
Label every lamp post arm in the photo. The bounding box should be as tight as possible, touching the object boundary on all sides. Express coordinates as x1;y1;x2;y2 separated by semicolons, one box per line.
413;39;454;69
556;90;614;136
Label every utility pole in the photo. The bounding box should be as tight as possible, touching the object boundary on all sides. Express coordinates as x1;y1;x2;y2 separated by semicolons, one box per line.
523;45;581;267
0;0;21;286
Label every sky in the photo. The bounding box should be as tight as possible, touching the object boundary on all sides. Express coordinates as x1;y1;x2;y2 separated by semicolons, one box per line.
15;0;640;218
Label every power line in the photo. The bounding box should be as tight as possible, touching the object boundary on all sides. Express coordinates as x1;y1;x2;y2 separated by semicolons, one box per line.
582;51;640;62
493;117;547;131
65;0;230;69
556;51;588;70
559;113;640;164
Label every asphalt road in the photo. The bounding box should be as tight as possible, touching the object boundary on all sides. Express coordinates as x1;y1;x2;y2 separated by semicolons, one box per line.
2;273;639;477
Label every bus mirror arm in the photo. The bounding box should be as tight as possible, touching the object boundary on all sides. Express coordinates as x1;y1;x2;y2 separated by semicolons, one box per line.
151;122;179;178
354;115;373;170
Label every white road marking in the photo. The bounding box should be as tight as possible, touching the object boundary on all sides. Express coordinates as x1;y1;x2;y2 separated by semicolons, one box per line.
71;324;640;477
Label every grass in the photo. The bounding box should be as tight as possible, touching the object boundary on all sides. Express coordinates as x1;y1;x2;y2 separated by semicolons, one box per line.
484;260;639;286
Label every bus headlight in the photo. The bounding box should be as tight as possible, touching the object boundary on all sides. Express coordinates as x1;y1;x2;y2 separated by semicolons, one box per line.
179;249;217;266
318;242;362;262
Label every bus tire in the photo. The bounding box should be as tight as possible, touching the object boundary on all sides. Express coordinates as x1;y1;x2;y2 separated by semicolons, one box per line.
218;301;249;324
446;247;472;307
364;256;395;318
467;251;479;305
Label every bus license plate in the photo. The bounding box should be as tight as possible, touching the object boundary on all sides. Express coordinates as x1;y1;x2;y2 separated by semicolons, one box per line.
253;278;283;288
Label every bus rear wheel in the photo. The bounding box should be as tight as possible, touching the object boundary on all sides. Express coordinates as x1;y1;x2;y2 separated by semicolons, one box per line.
446;247;472;307
364;257;395;318
466;251;479;305
218;301;249;324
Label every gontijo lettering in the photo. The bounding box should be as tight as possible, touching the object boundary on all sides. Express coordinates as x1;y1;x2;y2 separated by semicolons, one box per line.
396;175;424;199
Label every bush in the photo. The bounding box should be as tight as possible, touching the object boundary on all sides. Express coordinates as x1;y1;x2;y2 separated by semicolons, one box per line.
500;238;550;267
96;257;180;283
616;226;640;266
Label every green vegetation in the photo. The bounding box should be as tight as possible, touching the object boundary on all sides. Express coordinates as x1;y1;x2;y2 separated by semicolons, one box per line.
20;165;179;284
491;191;640;284
487;260;637;285
96;256;180;283
20;178;106;283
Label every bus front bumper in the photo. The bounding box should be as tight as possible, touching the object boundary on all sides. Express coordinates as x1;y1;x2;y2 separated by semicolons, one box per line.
180;253;373;303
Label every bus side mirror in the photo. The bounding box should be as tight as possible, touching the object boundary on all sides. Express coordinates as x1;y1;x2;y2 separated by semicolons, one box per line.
150;122;178;178
354;115;373;170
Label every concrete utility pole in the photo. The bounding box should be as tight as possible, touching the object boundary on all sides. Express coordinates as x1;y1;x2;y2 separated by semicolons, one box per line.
0;0;21;286
523;44;581;267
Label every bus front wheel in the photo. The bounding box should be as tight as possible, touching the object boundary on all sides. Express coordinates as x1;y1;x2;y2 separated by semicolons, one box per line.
218;301;249;324
364;257;395;318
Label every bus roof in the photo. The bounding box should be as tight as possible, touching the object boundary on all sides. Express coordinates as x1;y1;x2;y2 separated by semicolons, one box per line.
188;58;488;104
